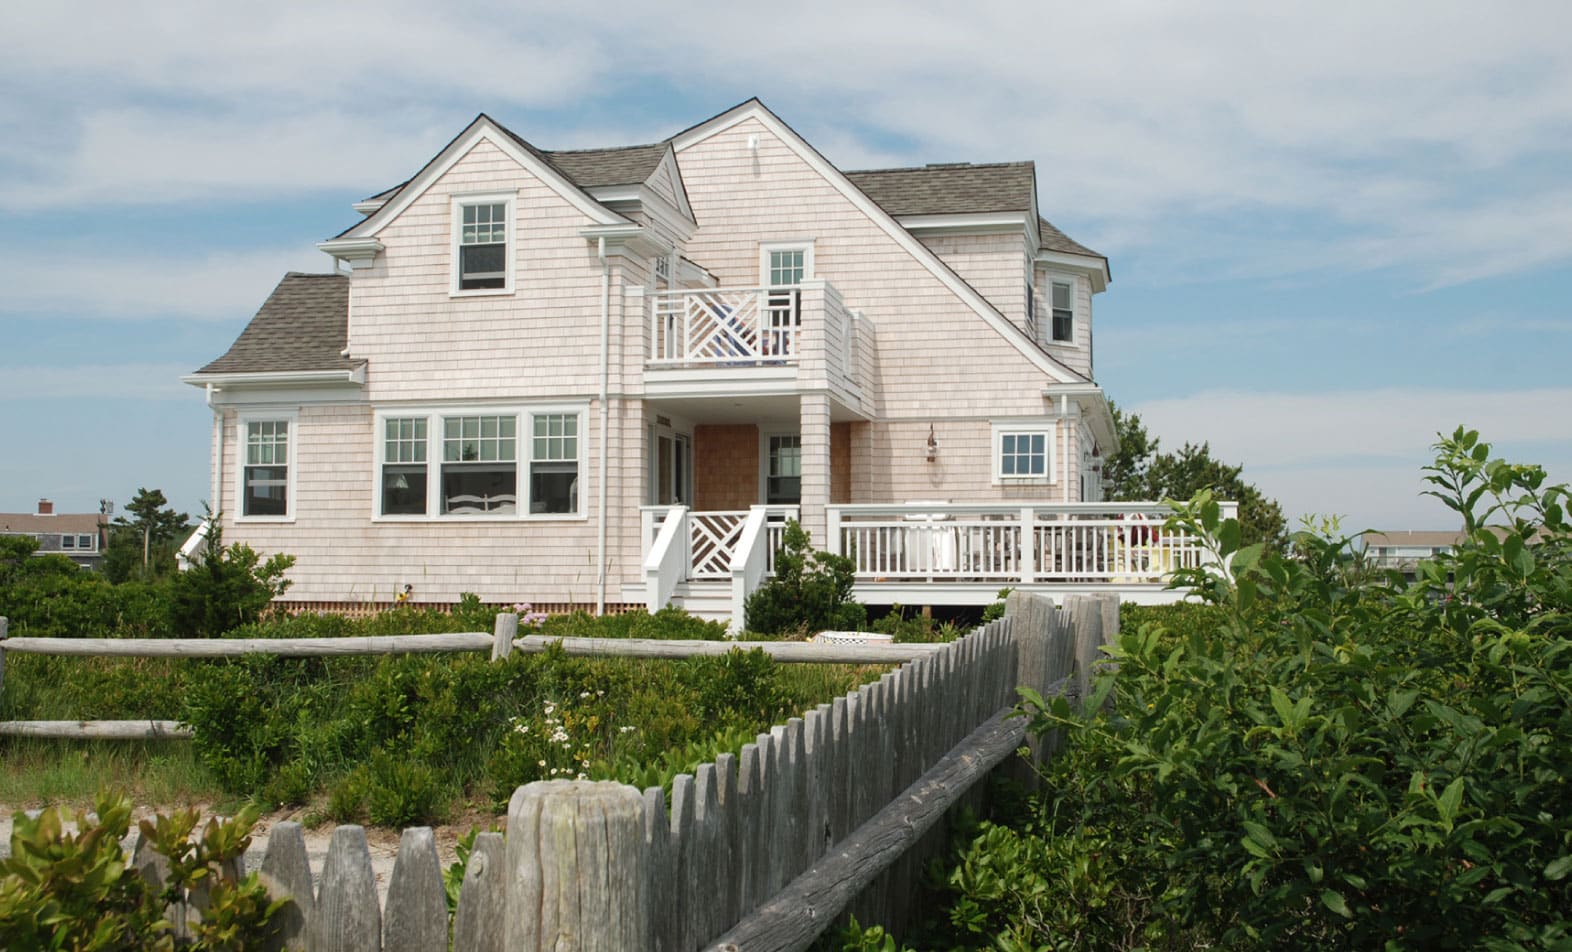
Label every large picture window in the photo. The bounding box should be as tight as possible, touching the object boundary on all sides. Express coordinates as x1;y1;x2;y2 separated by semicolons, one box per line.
442;415;517;513
375;407;585;519
243;419;290;516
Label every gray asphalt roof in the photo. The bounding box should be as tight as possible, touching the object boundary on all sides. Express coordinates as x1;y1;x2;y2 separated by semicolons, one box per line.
194;273;357;375
845;162;1037;216
543;143;670;188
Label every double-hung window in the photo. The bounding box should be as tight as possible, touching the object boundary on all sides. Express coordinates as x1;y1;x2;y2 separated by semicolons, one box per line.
529;414;579;514
375;408;584;518
454;195;513;293
765;434;802;505
993;422;1055;484
382;417;428;515
61;534;76;550
1050;279;1075;343
442;415;517;513
242;418;292;517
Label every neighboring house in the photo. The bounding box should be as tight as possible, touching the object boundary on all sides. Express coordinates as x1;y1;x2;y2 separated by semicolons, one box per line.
1362;530;1470;582
0;499;106;569
187;99;1222;626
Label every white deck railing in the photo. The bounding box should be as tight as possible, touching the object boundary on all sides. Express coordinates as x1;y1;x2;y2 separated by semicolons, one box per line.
827;502;1234;584
649;287;802;366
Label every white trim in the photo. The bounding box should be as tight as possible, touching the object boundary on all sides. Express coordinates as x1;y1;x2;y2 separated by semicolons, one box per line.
671;101;1084;384
354;123;628;239
235;410;298;523
370;403;590;523
451;192;517;297
316;237;384;269
183;368;365;389
1034;250;1110;292
990;420;1057;485
758;240;815;285
895;212;1031;236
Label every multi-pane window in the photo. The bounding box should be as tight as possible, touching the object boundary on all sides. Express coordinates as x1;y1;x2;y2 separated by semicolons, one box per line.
1000;432;1048;479
768;249;806;286
78;534;94;549
61;534;76;549
382;417;428;515
458;202;507;290
1051;280;1074;343
244;420;290;516
530;414;579;514
767;435;802;504
442;415;516;513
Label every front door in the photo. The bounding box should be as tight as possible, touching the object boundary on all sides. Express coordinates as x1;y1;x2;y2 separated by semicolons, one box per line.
649;424;692;505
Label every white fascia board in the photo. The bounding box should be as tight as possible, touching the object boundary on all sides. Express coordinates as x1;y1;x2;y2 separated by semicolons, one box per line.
1035;250;1111;293
1043;383;1115;451
352;198;387;216
589;186;698;243
317;236;384;268
343;120;628;242
896;212;1031;236
672;102;1084;386
579;223;667;259
182;367;366;389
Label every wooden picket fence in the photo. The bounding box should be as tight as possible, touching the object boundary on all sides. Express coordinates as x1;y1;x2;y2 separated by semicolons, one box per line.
85;591;1117;951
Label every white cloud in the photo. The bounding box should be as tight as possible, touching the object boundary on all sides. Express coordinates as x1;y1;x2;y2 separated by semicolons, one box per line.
0;245;326;320
1131;387;1572;527
2;0;1567;284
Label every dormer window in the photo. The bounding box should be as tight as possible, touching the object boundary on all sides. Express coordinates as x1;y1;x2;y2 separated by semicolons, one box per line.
453;195;514;294
1051;279;1074;343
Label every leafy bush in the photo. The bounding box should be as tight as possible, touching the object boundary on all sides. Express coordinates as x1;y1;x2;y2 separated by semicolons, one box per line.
745;520;866;635
0;793;283;950
167;520;294;638
927;429;1572;948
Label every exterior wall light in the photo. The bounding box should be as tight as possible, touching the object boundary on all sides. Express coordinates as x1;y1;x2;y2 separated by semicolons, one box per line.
926;424;939;462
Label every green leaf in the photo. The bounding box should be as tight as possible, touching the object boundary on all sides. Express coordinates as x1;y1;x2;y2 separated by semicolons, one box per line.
1321;889;1352;918
1269;686;1295;729
1546;855;1572;881
1242;820;1277;851
1218;519;1242;557
1436;777;1465;827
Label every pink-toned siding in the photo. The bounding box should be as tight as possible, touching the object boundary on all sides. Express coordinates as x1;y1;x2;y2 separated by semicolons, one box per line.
918;232;1030;331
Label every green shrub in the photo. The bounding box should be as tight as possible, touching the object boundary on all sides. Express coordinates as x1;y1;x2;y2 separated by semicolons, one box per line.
745;520;866;635
973;428;1572;948
0;794;283;950
166;520;294;638
366;750;448;827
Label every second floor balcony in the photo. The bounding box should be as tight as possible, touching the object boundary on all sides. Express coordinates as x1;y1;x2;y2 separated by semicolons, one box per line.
639;281;869;408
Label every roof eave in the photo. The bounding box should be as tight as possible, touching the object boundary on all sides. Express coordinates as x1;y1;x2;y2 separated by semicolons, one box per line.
182;367;366;389
1035;249;1111;293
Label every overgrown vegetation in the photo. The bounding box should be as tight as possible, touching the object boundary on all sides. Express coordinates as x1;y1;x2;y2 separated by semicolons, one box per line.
0;794;282;950
853;429;1572;949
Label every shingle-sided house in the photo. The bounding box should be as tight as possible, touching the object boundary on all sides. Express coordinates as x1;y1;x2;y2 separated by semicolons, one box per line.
187;99;1217;626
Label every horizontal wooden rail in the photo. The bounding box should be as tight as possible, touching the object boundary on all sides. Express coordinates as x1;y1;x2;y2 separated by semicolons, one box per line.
0;632;494;658
705;694;1048;952
511;635;944;664
0;719;192;739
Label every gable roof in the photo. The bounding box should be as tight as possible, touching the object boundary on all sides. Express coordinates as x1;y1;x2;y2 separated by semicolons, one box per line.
542;143;670;188
193;273;356;375
0;512;103;536
671;98;1090;384
1037;215;1103;259
845;163;1037;216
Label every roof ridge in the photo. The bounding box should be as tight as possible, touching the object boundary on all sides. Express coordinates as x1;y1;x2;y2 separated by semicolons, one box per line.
845;160;1035;174
544;141;669;157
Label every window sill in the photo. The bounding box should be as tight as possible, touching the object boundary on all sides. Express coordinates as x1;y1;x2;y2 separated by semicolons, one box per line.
449;287;515;299
235;515;296;524
371;512;588;523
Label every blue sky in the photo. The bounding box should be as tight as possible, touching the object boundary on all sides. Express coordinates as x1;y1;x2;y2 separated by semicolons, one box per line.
2;0;1569;530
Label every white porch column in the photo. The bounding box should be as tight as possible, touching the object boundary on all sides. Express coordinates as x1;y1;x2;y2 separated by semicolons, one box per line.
799;392;832;545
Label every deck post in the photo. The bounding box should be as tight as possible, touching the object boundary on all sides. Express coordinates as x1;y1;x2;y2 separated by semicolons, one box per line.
1018;507;1036;584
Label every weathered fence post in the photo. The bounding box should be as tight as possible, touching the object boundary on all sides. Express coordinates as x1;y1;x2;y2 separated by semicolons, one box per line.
453;831;508;952
258;821;314;951
492;612;519;661
505;780;650;952
383;827;447;952
0;616;8;709
316;825;380;952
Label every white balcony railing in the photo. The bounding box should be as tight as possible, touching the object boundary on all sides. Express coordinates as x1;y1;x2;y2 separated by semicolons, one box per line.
826;502;1236;584
649;287;802;367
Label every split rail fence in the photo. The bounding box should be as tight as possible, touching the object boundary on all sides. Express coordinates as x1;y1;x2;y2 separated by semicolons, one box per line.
1;592;1117;950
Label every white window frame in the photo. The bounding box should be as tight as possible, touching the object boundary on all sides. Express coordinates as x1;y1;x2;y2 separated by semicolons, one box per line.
451;192;516;297
758;241;815;286
235;411;298;523
78;534;96;551
60;534;76;549
372;405;588;522
991;421;1056;485
1045;273;1077;346
759;430;803;505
